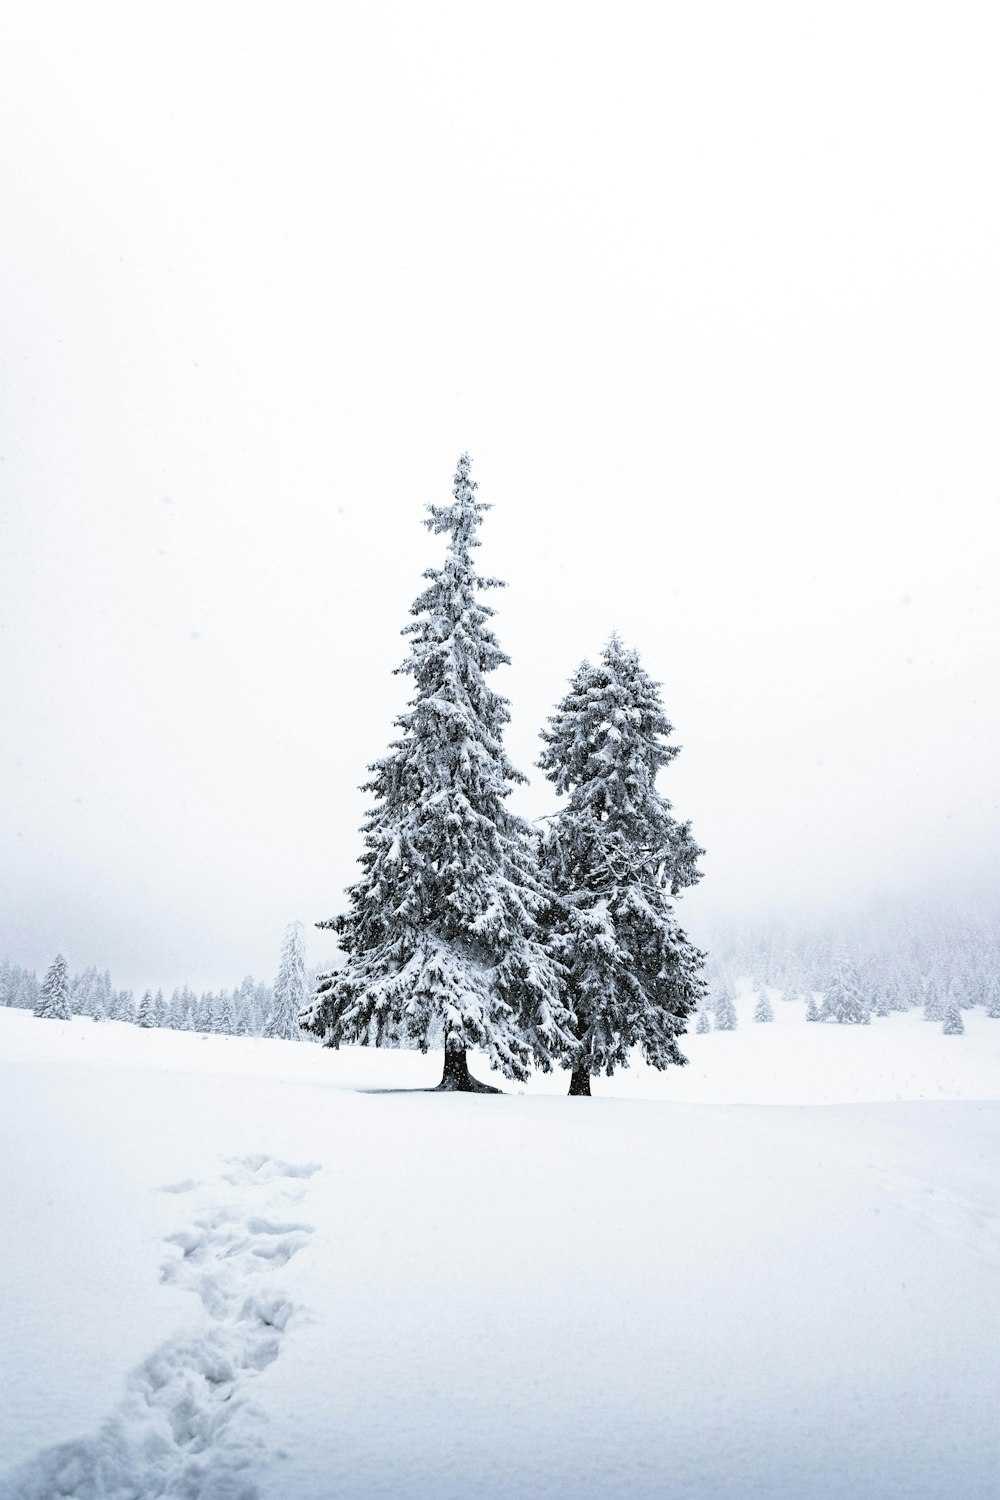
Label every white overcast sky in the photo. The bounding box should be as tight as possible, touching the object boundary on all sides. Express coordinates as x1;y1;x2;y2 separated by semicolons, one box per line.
2;2;998;991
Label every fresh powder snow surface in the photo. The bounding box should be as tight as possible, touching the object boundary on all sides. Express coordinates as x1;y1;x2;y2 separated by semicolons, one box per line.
1;994;998;1499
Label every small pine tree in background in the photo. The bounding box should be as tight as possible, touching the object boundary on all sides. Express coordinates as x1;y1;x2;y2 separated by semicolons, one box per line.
154;990;168;1028
270;920;307;1040
942;998;965;1035
695;1009;712;1034
35;955;71;1019
235;977;256;1036
818;956;870;1024
91;995;107;1022
986;976;1000;1019
114;990;135;1024
69;965;96;1016
923;978;944;1022
805;993;820;1022
714;983;738;1031
753;989;774;1022
136;990;155;1028
217;990;236;1035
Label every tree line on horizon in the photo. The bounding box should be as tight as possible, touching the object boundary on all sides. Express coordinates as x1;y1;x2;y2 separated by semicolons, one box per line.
697;911;1000;1035
3;920;312;1039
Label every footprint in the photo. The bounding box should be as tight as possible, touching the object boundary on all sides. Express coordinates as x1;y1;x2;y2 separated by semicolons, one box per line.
245;1216;314;1236
222;1154;322;1187
3;1157;321;1500
249;1235;309;1267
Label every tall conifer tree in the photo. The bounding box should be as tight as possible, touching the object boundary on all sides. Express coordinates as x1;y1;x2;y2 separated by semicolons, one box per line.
35;954;71;1020
270;920;307;1039
303;454;571;1089
537;636;707;1095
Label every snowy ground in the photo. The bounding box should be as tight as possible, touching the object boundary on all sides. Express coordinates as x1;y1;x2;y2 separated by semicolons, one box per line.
1;997;999;1499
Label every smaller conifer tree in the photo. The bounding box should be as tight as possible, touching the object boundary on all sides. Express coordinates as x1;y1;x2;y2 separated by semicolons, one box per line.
537;636;706;1094
753;990;774;1022
271;920;307;1040
35;954;71;1020
218;990;236;1035
115;990;136;1024
986;976;1000;1019
714;983;738;1031
819;957;870;1024
942;999;964;1035
923;978;944;1022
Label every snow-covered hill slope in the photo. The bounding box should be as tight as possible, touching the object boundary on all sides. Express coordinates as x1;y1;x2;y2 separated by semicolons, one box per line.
1;1002;998;1499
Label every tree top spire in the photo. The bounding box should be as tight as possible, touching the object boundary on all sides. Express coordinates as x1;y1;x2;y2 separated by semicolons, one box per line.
424;452;492;548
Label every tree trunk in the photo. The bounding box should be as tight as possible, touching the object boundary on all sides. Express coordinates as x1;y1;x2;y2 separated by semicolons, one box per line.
433;1044;503;1094
568;1064;592;1096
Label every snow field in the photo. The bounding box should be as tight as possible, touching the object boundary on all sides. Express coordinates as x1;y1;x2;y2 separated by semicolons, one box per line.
1;1002;999;1498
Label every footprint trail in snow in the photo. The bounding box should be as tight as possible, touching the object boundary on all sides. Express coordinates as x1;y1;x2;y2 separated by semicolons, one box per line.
1;1154;320;1500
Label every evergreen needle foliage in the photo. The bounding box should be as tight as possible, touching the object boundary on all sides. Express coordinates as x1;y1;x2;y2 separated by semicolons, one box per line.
302;455;572;1085
942;998;965;1035
753;989;774;1022
537;636;707;1092
34;954;71;1020
819;955;871;1024
714;983;738;1031
271;920;307;1039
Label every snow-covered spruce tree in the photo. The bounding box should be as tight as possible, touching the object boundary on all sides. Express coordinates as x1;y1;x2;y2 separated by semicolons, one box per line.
818;956;870;1024
942;998;964;1035
217;989;236;1035
35;954;71;1020
136;990;155;1028
753;989;774;1022
986;975;1000;1019
536;636;706;1095
923;977;944;1022
947;974;968;1013
695;1008;712;1034
269;921;307;1040
302;454;571;1091
715;981;738;1031
70;965;96;1016
114;989;135;1024
805;993;820;1022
